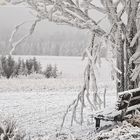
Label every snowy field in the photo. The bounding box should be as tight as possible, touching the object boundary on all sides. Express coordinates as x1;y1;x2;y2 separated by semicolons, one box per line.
0;91;117;137
0;56;117;137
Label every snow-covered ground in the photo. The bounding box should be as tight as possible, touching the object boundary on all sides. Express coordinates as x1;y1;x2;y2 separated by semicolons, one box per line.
0;78;83;92
0;91;117;137
0;56;119;138
0;91;76;136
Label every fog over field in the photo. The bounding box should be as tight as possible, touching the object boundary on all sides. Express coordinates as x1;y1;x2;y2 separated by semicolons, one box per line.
0;5;109;56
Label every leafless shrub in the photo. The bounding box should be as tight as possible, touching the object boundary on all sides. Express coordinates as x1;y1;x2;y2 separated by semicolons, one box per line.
127;112;140;128
0;117;26;140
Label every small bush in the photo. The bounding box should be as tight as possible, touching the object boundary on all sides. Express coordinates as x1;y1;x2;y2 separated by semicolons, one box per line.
0;118;26;140
52;65;58;78
0;56;16;78
24;57;41;75
43;64;58;78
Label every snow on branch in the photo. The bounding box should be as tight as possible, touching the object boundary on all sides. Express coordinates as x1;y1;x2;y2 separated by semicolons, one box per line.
130;30;140;48
9;19;40;55
6;0;107;37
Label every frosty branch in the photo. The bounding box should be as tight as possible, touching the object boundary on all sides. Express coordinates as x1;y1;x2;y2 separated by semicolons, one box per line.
9;19;40;55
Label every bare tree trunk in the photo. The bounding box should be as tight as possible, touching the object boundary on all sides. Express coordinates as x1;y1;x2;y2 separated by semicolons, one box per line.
115;0;139;92
116;26;125;92
125;0;138;90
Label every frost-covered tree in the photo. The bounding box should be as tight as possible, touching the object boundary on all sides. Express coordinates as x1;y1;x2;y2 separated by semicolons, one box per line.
18;59;27;75
32;57;41;73
0;55;16;78
2;0;140;126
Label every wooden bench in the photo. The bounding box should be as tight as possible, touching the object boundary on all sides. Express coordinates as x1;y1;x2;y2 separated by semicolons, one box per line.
94;88;140;130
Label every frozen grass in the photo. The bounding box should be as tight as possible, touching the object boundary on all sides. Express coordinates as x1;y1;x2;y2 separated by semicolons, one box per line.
0;90;117;137
94;121;140;140
0;91;78;136
0;78;83;92
0;77;115;93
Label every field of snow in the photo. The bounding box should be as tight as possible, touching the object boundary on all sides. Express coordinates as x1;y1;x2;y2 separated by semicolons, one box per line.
0;91;117;137
0;56;117;137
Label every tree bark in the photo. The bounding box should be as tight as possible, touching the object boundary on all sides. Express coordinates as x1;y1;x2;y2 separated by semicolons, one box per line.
125;0;138;90
116;26;125;92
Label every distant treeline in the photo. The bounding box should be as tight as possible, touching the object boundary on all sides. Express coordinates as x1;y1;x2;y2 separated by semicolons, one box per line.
0;31;107;56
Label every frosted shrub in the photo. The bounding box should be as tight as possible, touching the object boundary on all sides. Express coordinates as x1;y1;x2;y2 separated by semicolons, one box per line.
127;114;140;128
0;56;16;79
0;118;26;140
25;57;41;75
43;64;59;78
95;121;140;140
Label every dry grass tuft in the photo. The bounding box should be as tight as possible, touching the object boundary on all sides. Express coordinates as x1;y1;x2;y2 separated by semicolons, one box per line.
127;115;140;128
0;118;26;140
